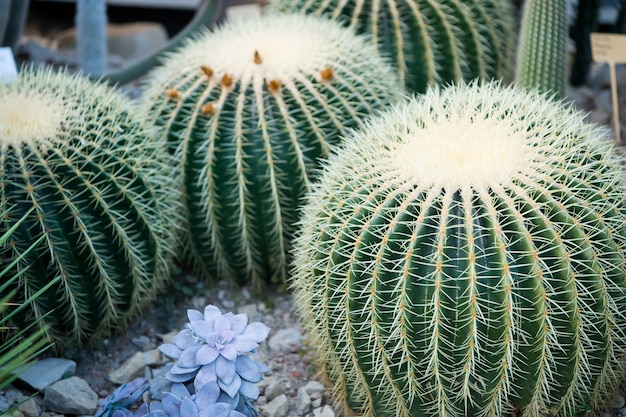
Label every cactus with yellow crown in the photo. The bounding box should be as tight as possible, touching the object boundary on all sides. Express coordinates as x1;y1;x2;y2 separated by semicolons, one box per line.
291;81;626;417
0;67;180;347
140;13;403;286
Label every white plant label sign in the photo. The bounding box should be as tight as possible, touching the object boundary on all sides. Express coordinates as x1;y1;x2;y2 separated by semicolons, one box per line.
590;33;626;145
0;47;18;84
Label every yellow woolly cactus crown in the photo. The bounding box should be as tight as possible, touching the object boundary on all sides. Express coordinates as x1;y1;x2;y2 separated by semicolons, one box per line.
323;82;617;192
144;13;399;104
292;81;626;417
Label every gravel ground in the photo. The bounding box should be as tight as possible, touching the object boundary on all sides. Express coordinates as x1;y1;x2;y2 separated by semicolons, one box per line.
67;268;324;417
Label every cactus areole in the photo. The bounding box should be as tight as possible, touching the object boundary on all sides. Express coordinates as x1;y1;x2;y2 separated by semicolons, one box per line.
142;14;402;286
292;82;626;417
0;68;177;346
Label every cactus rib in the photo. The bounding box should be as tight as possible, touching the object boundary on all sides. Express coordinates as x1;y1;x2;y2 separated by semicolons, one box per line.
292;82;626;417
0;67;180;347
141;14;403;285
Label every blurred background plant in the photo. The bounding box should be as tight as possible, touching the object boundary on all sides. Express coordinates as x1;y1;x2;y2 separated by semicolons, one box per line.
76;0;107;75
569;0;626;86
0;0;30;53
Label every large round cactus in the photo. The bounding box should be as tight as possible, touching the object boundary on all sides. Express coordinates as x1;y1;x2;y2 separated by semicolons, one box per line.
268;0;516;93
292;81;626;417
140;13;403;286
0;67;180;347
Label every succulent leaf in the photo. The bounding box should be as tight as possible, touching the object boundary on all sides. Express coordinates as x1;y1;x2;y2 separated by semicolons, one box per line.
161;305;269;406
94;377;150;417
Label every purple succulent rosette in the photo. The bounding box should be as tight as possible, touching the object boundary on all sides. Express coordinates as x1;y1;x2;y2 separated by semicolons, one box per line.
94;378;149;417
141;382;246;417
159;305;270;401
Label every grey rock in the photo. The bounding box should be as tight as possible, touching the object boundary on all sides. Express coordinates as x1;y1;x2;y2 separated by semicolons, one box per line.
54;22;169;60
0;396;11;413
14;358;76;391
191;296;208;311
257;376;273;395
599;4;620;25
17;397;40;417
296;387;312;415
109;351;146;384
260;394;289;417
241;287;252;300
17;40;73;67
313;405;335;417
265;380;286;402
2;389;23;405
43;376;98;415
131;335;153;351
268;328;303;353
311;397;322;408
565;85;595;111
108;22;169;59
302;381;325;396
143;348;161;367
158;330;178;345
238;303;262;323
588;90;613;125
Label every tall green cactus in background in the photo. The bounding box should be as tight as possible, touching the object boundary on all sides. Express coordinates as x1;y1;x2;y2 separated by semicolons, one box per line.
267;0;516;93
0;67;180;347
291;81;626;417
140;13;403;286
76;0;108;76
515;0;568;97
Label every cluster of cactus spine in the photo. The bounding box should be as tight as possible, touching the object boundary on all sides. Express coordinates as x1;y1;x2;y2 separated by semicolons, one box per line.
0;67;180;347
268;0;516;93
291;81;626;417
140;13;403;286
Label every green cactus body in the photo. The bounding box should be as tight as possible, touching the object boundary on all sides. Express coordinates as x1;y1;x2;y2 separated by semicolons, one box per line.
268;0;516;93
0;67;180;347
140;14;403;286
515;0;568;97
292;82;626;417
